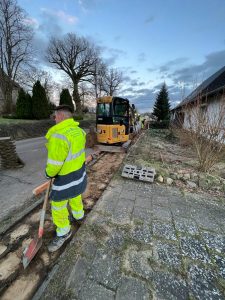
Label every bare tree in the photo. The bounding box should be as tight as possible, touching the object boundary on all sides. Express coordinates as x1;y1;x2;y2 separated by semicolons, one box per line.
18;67;56;101
90;59;107;98
102;68;123;96
47;33;100;114
0;0;33;113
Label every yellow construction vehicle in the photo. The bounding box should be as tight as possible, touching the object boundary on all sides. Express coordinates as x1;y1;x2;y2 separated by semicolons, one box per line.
96;96;136;144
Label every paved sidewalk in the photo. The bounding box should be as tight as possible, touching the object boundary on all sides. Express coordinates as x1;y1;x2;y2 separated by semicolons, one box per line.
35;177;225;300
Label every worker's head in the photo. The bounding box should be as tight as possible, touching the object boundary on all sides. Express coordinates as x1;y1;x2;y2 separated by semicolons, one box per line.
53;105;73;124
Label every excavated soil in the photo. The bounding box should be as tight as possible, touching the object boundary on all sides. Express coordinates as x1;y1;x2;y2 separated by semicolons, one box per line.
0;151;125;299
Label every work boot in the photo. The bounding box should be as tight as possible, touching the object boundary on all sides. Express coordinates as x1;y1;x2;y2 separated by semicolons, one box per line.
48;230;72;253
69;215;85;225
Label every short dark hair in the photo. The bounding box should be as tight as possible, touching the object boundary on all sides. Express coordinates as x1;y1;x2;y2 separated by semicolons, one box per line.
54;105;73;113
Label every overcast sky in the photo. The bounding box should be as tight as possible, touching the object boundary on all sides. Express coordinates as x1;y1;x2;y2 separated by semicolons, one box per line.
18;0;225;112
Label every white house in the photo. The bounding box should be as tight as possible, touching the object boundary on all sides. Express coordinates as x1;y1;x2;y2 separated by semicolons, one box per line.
0;70;20;114
171;66;225;131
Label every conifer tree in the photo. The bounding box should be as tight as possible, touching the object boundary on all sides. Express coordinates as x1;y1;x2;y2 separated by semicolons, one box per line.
59;89;74;112
152;83;171;121
16;89;32;119
32;80;50;119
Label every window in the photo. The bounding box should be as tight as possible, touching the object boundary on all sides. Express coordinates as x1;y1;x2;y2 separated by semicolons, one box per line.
97;103;111;117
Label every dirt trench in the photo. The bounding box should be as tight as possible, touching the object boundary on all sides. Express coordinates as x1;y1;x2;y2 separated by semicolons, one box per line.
0;151;125;300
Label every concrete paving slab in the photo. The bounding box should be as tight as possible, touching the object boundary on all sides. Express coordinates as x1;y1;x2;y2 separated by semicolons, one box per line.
115;276;150;300
33;177;225;300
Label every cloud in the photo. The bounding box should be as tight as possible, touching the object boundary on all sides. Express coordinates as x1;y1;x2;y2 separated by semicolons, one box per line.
103;47;127;66
122;75;132;82
130;79;139;87
159;57;189;73
38;9;64;38
78;0;104;13
166;50;225;86
40;8;78;24
121;87;134;93
147;67;155;72
137;52;147;62
144;16;155;24
114;35;122;42
145;50;225;104
23;17;39;29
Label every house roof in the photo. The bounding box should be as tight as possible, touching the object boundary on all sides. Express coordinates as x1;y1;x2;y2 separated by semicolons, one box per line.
174;66;225;110
0;68;20;89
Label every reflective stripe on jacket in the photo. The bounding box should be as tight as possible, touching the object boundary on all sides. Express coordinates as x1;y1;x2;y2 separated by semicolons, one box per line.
45;118;87;201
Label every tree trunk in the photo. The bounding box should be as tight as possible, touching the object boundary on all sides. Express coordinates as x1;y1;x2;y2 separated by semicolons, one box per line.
73;82;82;114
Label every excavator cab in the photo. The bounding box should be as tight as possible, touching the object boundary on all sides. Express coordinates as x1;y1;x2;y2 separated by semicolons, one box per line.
96;96;130;144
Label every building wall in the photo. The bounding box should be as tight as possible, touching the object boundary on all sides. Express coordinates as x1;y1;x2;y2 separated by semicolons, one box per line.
182;95;224;129
0;86;19;114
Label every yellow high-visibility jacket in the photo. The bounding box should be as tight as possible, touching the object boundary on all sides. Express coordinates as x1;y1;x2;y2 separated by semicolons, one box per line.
45;118;87;201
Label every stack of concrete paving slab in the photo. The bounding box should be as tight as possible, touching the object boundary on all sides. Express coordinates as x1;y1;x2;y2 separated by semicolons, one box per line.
122;164;155;182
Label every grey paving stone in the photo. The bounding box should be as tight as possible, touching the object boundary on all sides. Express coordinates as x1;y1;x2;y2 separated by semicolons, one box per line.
153;220;177;241
130;223;152;244
170;202;191;218
153;272;189;300
187;264;224;300
79;279;115;300
208;207;225;232
180;236;210;263
152;195;170;207
85;212;109;227
116;276;150;300
136;181;155;192
88;249;121;290
79;238;98;260
214;255;225;279
105;228;127;252
136;189;154;199
120;190;136;201
168;194;187;206
95;190;120;213
135;195;152;209
121;181;140;192
124;247;154;280
201;232;225;254
66;257;90;297
110;199;134;225
107;184;124;194
153;240;182;269
132;206;152;224
152;205;172;221
191;210;221;232
173;216;199;235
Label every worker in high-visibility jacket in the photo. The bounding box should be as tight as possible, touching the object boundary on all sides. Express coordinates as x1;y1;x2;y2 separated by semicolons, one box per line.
45;104;87;252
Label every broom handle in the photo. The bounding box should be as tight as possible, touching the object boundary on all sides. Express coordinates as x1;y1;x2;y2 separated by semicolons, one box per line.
38;179;52;238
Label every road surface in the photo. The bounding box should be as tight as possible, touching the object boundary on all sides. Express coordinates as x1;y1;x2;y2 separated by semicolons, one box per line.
0;134;93;224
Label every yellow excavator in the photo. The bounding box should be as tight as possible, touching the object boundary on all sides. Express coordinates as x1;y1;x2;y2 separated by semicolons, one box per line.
96;96;137;144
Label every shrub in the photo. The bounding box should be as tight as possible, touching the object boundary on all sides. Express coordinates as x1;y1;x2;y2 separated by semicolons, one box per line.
32;80;50;119
16;89;33;119
59;89;74;112
149;120;170;129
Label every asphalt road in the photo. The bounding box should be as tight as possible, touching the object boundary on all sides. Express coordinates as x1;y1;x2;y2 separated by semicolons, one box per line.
0;133;93;224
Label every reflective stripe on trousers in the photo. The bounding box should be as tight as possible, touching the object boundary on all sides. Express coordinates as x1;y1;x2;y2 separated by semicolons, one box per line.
51;194;84;237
